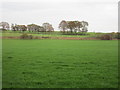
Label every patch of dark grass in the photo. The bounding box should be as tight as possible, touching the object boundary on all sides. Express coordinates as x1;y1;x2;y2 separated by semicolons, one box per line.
55;66;63;69
60;64;69;67
7;56;13;58
57;81;71;86
35;61;42;63
49;61;64;63
34;82;43;85
22;71;35;74
65;67;75;70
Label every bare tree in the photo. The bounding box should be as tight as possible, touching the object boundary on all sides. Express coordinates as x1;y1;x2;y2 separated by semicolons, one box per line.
18;25;27;32
81;21;89;33
42;23;54;32
67;21;76;33
11;24;15;31
27;24;45;32
74;21;83;33
27;24;38;32
58;20;68;32
0;22;9;30
11;24;27;32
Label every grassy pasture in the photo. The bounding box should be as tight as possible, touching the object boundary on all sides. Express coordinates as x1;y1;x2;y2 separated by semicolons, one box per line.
2;39;118;88
2;31;97;38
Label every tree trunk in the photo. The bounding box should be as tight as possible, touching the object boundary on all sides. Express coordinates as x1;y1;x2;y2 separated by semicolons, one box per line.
70;28;73;33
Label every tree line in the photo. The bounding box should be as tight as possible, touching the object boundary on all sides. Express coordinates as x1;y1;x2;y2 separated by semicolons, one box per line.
59;20;88;33
0;20;88;33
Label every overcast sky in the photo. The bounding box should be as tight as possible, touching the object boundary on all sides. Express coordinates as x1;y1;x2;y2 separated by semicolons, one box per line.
0;0;118;32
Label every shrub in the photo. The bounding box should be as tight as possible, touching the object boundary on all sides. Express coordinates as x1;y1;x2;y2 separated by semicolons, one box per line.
20;33;33;39
42;36;50;39
28;35;33;39
114;32;120;39
100;34;112;40
34;36;40;39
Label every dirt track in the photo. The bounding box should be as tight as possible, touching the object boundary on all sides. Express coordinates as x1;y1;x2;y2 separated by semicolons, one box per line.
0;36;118;40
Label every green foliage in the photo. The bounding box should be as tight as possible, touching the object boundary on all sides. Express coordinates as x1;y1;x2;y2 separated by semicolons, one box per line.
114;32;120;39
61;31;88;35
2;40;118;88
1;29;7;31
2;31;94;38
96;34;112;40
100;34;112;40
34;36;40;39
2;31;120;39
20;33;33;39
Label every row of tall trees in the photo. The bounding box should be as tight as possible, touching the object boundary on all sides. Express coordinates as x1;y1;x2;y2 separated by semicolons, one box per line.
11;23;54;32
59;20;88;33
0;22;54;32
0;20;89;33
11;24;27;32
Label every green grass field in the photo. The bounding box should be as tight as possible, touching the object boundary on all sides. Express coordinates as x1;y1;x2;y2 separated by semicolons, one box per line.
2;31;98;38
2;39;118;88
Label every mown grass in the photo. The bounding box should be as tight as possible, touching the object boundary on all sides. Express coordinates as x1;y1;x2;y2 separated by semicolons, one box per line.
2;39;118;88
